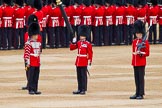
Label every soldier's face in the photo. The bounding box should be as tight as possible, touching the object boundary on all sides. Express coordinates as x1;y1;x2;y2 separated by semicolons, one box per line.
32;35;38;40
80;36;86;41
136;33;142;39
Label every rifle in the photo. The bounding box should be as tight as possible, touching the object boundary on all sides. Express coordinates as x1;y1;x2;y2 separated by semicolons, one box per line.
56;0;74;38
137;26;151;52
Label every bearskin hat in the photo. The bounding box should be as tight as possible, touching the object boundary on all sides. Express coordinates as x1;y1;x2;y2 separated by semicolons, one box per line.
25;0;32;5
27;14;38;26
78;25;90;38
105;0;112;4
138;0;146;6
74;0;82;5
116;0;122;6
151;0;157;5
4;0;12;5
15;0;24;7
83;0;91;6
47;0;53;5
0;0;3;5
28;23;40;37
33;0;43;10
126;0;134;4
134;20;145;34
94;0;104;5
62;0;70;6
158;0;162;5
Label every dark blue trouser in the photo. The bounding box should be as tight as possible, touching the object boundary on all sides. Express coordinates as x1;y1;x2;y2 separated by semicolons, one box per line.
0;28;2;48
14;28;24;49
41;28;47;48
49;27;60;48
149;24;157;44
60;27;70;47
76;66;87;91
126;24;134;45
94;26;103;46
72;25;79;41
116;24;123;45
3;27;12;49
104;25;113;45
134;66;145;96
28;66;40;92
159;25;162;43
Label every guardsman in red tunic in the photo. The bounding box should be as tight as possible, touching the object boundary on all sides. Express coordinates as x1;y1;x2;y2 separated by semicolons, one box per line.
82;0;95;43
2;0;14;50
130;20;150;100
46;0;53;46
60;0;72;47
93;0;105;46
136;1;147;24
114;0;125;45
13;0;25;49
0;0;3;50
70;0;82;41
158;1;162;43
104;0;115;46
70;25;93;95
48;0;62;48
24;22;42;95
40;0;48;48
22;14;42;90
147;0;159;44
125;0;136;44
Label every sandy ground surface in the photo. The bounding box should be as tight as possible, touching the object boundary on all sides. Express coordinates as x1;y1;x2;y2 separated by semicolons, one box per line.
0;45;162;108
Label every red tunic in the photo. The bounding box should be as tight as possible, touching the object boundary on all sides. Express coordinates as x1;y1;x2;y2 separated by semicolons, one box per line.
104;5;115;26
136;7;147;23
114;6;125;25
81;5;95;25
0;6;3;28
48;6;61;27
147;5;159;25
25;5;35;27
24;39;41;67
60;6;72;27
70;5;82;26
41;5;49;28
93;6;105;26
125;5;137;25
158;6;162;25
2;5;14;28
13;7;25;29
70;40;93;67
132;39;150;66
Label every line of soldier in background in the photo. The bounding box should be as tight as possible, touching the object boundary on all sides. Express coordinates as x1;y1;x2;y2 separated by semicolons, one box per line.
0;0;162;50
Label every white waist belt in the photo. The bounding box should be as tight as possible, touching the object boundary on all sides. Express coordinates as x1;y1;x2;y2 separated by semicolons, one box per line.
137;17;145;20
77;54;87;57
150;16;157;19
16;18;24;21
30;54;39;57
95;16;103;19
83;16;91;19
73;16;80;18
3;17;12;20
116;16;123;18
51;17;59;20
126;16;134;18
106;16;112;19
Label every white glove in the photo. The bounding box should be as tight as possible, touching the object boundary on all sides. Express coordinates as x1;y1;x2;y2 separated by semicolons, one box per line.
72;37;77;43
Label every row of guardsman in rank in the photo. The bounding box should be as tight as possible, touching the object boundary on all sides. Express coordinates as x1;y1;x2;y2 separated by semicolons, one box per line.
0;0;162;50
